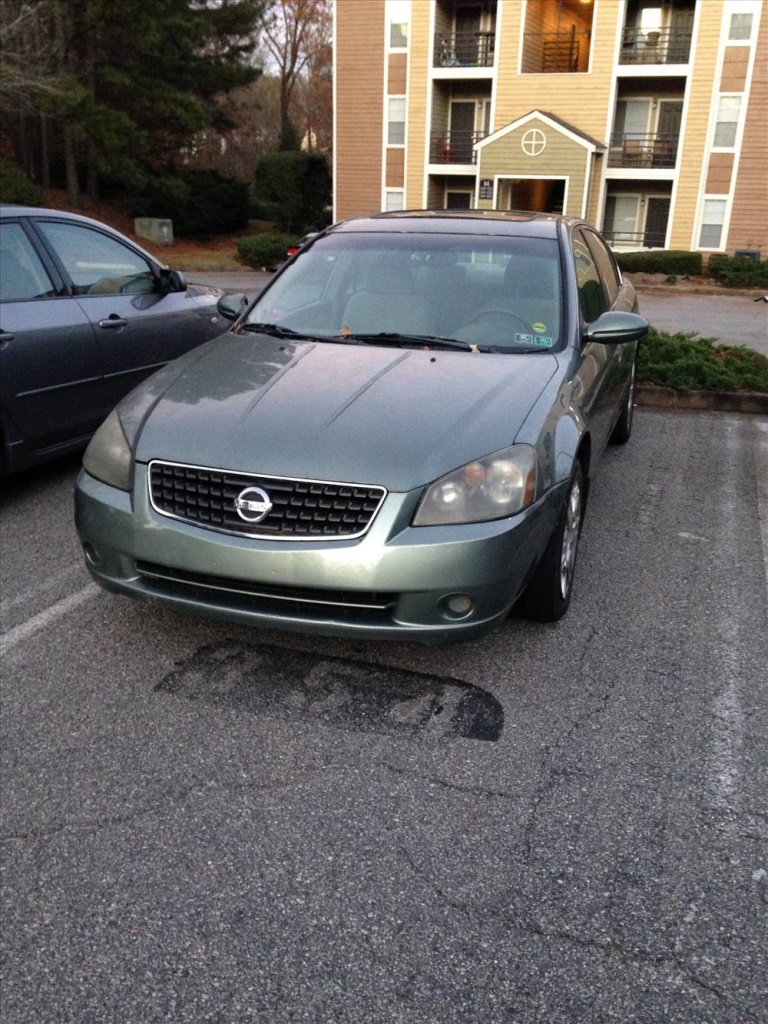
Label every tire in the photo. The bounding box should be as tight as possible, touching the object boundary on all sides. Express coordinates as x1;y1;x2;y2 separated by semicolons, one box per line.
516;461;585;623
609;359;636;445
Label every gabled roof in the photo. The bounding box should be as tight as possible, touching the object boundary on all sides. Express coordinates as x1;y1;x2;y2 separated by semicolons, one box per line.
476;110;606;153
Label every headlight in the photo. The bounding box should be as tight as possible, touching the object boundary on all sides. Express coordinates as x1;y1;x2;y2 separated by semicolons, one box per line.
82;408;133;491
413;445;536;526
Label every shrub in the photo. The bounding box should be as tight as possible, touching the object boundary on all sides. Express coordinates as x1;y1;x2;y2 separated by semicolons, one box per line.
129;168;250;237
637;328;768;393
0;160;43;206
707;253;768;289
236;234;296;269
614;249;703;276
253;151;331;232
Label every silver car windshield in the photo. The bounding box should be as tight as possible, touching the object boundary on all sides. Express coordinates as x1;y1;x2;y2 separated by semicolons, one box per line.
246;233;563;353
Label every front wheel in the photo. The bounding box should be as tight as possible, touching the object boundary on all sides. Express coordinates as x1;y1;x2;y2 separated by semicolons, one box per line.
609;360;636;445
515;462;585;622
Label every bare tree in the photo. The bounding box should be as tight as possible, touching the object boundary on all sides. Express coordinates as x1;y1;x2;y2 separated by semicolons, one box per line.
262;0;331;149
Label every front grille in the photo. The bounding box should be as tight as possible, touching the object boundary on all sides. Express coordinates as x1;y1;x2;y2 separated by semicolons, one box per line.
148;461;386;540
135;560;397;623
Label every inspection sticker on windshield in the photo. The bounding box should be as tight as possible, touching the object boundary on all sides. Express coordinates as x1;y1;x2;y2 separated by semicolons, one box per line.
516;333;554;347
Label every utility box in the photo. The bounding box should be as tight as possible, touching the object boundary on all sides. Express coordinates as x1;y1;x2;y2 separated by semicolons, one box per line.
134;218;174;246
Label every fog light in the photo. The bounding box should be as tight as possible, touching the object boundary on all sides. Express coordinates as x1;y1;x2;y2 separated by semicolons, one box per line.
82;542;101;566
443;593;475;619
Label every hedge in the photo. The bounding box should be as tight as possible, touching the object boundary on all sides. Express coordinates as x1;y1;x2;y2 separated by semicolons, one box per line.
0;160;44;206
614;249;703;276
236;234;296;269
637;328;768;393
707;253;768;289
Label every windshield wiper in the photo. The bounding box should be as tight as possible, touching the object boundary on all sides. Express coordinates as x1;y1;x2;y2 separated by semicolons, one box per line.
339;332;479;352
240;322;314;340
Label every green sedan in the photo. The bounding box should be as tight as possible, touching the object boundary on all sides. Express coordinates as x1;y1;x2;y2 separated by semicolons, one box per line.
75;211;647;643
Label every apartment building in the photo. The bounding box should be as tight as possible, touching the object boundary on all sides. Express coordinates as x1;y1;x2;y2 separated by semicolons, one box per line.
333;0;766;256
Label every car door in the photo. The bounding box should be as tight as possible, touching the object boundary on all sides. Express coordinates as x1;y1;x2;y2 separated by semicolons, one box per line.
30;217;214;410
0;218;107;452
570;228;624;453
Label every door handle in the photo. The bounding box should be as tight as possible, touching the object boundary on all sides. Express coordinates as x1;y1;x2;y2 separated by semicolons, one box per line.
0;330;15;347
98;315;128;329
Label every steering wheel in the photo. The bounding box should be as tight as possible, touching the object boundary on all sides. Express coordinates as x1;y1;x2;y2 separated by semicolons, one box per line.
474;308;535;335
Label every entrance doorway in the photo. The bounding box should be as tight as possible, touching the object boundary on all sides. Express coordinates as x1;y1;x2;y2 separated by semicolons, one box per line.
504;178;565;214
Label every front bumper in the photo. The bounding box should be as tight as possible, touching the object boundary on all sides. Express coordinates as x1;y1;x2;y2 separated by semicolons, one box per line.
75;466;566;643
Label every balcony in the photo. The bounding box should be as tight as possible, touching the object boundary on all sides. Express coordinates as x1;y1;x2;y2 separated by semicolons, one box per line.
521;30;592;74
433;29;495;68
608;133;679;169
619;26;692;65
430;130;486;165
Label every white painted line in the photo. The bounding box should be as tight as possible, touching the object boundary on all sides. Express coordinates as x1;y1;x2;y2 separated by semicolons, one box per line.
754;420;768;594
0;584;100;656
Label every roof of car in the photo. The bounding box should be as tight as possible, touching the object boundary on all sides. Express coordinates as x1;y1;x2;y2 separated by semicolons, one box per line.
0;205;109;225
330;209;574;238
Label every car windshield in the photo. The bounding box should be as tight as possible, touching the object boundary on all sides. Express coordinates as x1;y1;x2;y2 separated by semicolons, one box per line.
245;232;563;353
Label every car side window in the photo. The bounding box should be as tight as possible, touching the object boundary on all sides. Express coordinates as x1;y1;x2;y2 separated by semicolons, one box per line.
572;230;608;324
0;222;56;303
35;221;157;296
584;229;621;307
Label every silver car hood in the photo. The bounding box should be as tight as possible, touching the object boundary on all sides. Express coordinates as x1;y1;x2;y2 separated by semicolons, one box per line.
133;334;558;491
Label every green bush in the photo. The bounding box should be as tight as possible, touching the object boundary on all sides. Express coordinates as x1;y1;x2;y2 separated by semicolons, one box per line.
236;234;296;269
0;160;43;206
637;328;768;393
707;253;768;289
253;151;331;232
614;249;703;276
128;168;250;237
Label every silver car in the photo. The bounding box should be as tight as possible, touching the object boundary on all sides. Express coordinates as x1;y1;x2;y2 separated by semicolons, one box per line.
75;211;647;643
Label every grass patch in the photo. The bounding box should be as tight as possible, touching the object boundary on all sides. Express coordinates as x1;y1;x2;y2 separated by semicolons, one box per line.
638;328;768;393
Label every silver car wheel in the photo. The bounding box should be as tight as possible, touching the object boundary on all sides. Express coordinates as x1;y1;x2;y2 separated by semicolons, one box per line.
559;477;583;599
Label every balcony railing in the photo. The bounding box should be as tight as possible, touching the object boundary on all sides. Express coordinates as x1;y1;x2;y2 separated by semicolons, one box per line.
434;29;495;68
430;130;486;164
619;27;692;65
521;30;591;74
608;133;679;168
603;228;668;249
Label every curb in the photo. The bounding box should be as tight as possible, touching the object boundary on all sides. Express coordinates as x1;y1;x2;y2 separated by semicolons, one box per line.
636;385;768;415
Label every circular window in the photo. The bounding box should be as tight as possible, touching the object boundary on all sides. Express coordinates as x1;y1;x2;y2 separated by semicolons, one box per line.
521;128;547;157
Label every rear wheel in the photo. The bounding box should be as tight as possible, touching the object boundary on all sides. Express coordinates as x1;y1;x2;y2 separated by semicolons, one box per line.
516;461;585;622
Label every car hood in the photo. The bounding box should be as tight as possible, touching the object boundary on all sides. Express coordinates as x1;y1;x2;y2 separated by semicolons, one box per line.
132;333;558;491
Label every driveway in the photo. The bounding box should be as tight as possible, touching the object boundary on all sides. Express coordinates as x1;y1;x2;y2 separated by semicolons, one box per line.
188;272;768;356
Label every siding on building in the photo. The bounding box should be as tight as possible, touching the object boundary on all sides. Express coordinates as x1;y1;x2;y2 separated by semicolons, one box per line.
727;6;767;254
334;0;766;256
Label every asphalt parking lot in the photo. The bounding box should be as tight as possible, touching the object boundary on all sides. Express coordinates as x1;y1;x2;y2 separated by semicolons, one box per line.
2;408;767;1024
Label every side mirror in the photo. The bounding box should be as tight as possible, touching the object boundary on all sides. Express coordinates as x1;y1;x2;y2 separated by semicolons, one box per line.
217;293;249;321
159;268;187;293
582;311;649;345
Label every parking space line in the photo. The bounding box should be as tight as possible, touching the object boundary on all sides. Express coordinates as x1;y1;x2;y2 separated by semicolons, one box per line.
0;584;100;656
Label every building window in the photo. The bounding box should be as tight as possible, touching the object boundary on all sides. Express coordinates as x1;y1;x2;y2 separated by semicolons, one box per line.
387;96;406;145
699;199;727;249
385;190;404;211
728;13;753;40
713;96;741;148
603;195;639;245
387;0;409;49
